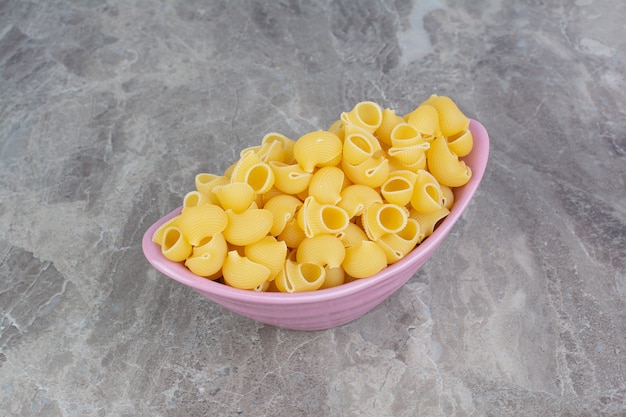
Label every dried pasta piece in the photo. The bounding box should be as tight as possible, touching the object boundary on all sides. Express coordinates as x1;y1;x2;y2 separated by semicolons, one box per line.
390;123;423;148
222;250;271;290
195;173;229;204
341;101;383;133
297;196;350;238
376;218;423;264
410;169;445;214
342;240;387;279
183;191;211;208
342;125;383;166
262;132;296;163
308;166;345;205
409;206;450;237
446;128;473;157
320;266;345;289
294;130;342;173
269;161;312;195
341;156;389;188
177;204;228;246
263;194;303;236
185;234;227;278
152;215;179;244
388;152;427;172
425;94;469;137
440;185;455;210
230;150;275;194
427;135;472;187
213;182;256;213
244;236;288;279
274;259;326;293
387;143;430;166
336;222;368;248
296;234;346;268
161;226;192;262
338;184;383;218
223;208;273;246
327;119;345;142
192;232;228;257
277;217;307;249
241;139;285;163
380;172;415;206
362;202;409;241
375;108;404;146
405;104;440;140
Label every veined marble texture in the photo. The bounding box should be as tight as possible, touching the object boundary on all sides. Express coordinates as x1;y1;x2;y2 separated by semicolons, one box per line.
1;0;625;416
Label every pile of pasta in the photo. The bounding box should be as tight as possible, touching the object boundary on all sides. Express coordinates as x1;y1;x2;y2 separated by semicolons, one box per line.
152;95;473;293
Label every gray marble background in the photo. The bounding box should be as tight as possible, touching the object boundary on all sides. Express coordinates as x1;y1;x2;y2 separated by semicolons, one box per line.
1;1;625;416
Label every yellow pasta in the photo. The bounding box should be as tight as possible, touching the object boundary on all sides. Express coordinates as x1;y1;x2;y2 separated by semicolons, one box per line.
263;194;303;236
297;196;350;238
375;108;405;146
409;206;450;238
446;128;473;157
427;135;472;187
244;236;288;279
277;217;307;249
223;208;273;246
405;104;440;139
185;233;227;277
336;221;369;248
195;173;229;204
320;266;345;289
241;139;285;164
341;101;383;133
161;226;192;262
362;202;409;241
387;142;430;166
176;204;228;246
338;184;383;218
424;94;469;137
341;156;389;188
380;172;416;206
294;130;343;173
376;218;423;264
230;150;275;194
213;182;256;213
342;240;387;279
183;191;211;208
262;132;296;163
296;234;346;268
410;169;444;214
192;232;228;257
308;166;345;205
387;151;427;172
152;215;179;245
440;185;455;210
390;123;423;148
269;161;312;195
274;259;326;293
342;125;382;165
222;250;271;290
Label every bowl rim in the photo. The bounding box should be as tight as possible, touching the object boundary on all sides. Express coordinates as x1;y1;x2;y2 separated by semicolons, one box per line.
142;119;489;304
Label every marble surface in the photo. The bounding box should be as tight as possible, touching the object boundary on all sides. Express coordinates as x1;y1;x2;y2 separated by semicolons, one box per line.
1;0;625;416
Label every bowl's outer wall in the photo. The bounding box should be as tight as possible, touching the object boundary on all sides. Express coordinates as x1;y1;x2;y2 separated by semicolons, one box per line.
142;119;489;330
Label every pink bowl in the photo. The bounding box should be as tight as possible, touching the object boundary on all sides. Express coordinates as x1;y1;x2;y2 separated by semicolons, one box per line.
142;119;489;331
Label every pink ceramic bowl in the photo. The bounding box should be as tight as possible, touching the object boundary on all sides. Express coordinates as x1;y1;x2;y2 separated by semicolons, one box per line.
142;119;489;331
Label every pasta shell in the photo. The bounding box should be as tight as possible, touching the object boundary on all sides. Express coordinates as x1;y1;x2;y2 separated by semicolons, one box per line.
192;232;228;257
340;101;383;133
177;204;228;246
427;135;472;187
342;125;383;166
241;139;285;163
390;123;423;148
440;185;455;210
262;132;295;163
223;208;273;246
222;250;271;290
362;202;409;241
375;108;404;146
296;234;346;268
388;152;427;172
185;248;226;278
297;196;350;238
183;191;211;208
380;174;414;207
231;150;275;194
263;194;303;236
405;104;440;139
376;218;423;264
446;128;473;157
277;217;307;249
274;259;326;293
294;130;342;173
195;173;229;204
409;206;450;237
410;169;444;214
161;226;192;262
341;156;389;188
338;184;383;218
152;215;179;245
387;143;430;165
342;240;387;279
269;161;312;195
308;166;345;205
426;94;469;137
213;182;256;213
245;236;288;279
336;222;368;248
320;266;345;289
